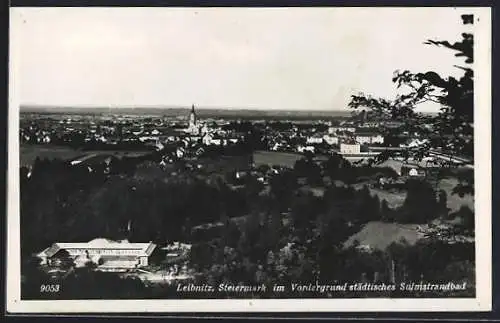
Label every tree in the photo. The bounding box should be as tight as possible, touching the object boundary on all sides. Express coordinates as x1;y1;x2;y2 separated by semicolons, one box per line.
454;205;475;234
399;179;438;223
437;189;449;218
54;249;75;271
223;218;242;248
21;256;51;299
323;153;345;178
269;170;297;212
348;15;474;196
380;199;392;222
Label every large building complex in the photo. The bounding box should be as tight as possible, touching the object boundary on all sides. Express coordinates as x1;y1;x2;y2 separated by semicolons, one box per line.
37;238;157;272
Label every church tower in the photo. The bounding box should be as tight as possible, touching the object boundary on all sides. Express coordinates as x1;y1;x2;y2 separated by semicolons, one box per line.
189;104;197;129
187;104;199;135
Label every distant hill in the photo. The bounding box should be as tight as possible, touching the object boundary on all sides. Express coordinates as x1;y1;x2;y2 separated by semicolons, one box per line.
19;105;351;120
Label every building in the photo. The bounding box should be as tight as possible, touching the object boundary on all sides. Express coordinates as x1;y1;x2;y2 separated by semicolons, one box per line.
176;146;186;158
161;242;192;265
201;133;227;146
355;134;385;145
69;154;117;174
328;126;356;134
323;135;339;145
359;122;380;128
408;168;419;177
400;138;429;148
340;143;361;154
37;238;157;271
297;145;315;153
186;104;200;135
306;135;324;144
401;164;426;177
202;132;214;145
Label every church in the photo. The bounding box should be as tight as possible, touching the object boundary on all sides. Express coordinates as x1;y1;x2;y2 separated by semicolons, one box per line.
185;104;208;136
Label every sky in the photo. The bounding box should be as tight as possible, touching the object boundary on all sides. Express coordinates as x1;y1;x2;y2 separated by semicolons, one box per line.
10;7;479;111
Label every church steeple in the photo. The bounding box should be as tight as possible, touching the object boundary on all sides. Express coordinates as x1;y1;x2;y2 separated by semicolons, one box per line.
188;104;198;134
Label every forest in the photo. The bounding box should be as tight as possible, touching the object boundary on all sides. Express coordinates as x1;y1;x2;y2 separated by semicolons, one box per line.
20;149;474;299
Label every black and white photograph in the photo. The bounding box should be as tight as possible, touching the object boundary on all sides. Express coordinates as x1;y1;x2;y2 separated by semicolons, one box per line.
7;7;491;313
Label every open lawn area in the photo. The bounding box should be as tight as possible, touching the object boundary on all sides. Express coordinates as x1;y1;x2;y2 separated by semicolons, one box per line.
20;145;150;167
198;155;251;174
344;221;425;251
253;150;303;169
351;177;474;213
20;145;85;167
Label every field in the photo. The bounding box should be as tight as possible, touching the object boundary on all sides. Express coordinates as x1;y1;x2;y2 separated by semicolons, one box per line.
344;221;425;251
352;177;474;213
20;145;149;167
253;150;303;169
199;155;252;174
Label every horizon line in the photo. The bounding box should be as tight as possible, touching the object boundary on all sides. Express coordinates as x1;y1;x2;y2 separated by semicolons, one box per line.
19;104;352;112
18;104;439;114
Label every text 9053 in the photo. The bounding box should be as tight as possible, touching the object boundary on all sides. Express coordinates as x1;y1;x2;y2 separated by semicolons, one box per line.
40;284;60;293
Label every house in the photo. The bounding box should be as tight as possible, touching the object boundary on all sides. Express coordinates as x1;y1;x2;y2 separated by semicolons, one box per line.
202;133;225;146
409;168;419;177
328;126;356;134
401;164;426;177
211;138;223;146
340;143;361;154
400;138;429;148
69;154;116;171
195;147;205;157
42;135;51;144
155;142;165;151
37;238;157;272
306;135;324;144
355;133;384;145
359;122;380;128
139;135;159;143
161;242;192;265
176;147;185;158
271;142;282;151
235;170;248;179
297;145;315;153
323;135;339;145
202;133;213;146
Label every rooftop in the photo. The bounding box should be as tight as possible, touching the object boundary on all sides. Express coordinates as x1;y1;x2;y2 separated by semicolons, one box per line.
356;133;383;137
38;238;157;257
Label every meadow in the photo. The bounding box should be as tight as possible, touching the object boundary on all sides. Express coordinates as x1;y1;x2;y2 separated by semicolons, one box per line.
253;150;303;169
20;145;149;167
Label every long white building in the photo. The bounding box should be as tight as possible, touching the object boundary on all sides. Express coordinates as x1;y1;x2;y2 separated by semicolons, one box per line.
37;238;157;271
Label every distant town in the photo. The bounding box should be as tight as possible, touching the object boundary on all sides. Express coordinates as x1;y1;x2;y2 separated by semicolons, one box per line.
19;105;470;167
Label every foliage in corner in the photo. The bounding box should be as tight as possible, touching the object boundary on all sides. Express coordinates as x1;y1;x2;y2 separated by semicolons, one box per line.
348;14;474;196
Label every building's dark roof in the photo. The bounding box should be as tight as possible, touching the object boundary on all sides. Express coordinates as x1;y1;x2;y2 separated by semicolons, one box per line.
356;133;382;137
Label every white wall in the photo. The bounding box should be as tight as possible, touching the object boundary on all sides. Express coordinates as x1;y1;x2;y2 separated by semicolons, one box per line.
340;143;361;154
